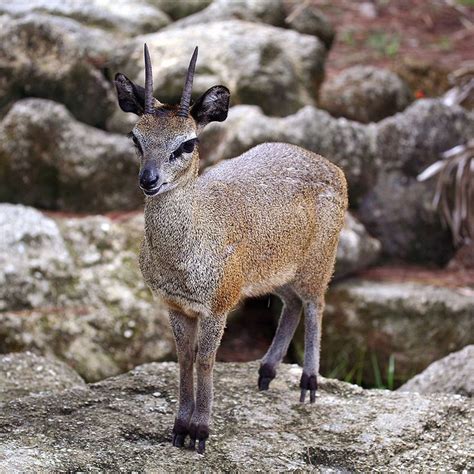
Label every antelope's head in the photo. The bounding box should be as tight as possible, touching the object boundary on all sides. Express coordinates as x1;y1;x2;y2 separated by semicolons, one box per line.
114;45;230;197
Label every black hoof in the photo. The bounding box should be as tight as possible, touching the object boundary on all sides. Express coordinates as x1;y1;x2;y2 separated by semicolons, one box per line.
258;363;276;391
172;418;188;448
189;423;209;454
300;373;317;403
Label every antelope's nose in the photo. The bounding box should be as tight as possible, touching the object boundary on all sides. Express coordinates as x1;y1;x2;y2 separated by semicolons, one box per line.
139;168;159;190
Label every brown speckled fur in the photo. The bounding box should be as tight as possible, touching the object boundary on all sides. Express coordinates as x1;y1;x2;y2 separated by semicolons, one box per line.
115;62;347;452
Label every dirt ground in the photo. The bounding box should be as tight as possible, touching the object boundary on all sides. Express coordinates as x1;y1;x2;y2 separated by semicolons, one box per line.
309;0;474;95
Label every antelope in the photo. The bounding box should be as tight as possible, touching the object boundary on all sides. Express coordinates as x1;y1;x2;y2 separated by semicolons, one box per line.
114;45;348;454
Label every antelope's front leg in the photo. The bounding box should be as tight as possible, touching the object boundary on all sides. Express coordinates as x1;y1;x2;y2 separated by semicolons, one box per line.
169;311;197;448
189;314;226;454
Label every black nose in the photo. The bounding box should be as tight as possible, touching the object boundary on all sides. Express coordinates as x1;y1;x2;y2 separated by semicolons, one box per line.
139;168;159;189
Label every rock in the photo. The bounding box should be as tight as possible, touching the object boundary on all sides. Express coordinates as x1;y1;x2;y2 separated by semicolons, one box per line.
322;279;474;386
0;352;84;402
0;205;175;381
319;66;413;123
150;0;212;20
0;13;120;128
335;213;381;277
119;21;327;116
0;362;472;471
0;204;73;311
284;3;335;49
166;0;335;48
357;171;454;264
398;345;474;397
200;105;376;204
392;58;450;98
359;99;474;263
0;0;170;35
0;99;142;212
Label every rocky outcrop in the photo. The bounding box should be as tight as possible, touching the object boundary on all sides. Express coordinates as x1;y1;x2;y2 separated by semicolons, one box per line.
319;66;412;123
399;345;474;397
0;352;84;402
0;204;174;381
335;213;381;277
150;0;212;20
117;21;327;117
0;99;141;212
0;362;472;471
0;0;170;35
165;0;335;48
322;279;474;386
0;13;120;127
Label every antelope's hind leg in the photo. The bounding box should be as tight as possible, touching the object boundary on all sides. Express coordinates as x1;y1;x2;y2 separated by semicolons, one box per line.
299;298;323;403
258;286;302;391
169;311;198;448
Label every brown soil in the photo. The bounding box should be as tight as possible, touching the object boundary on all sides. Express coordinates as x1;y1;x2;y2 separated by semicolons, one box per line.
311;0;474;94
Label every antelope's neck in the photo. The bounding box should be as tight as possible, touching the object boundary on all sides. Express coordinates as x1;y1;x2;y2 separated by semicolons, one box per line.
143;182;197;248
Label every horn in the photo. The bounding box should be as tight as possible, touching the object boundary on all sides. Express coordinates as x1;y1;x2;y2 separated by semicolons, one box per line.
177;46;198;117
144;43;154;114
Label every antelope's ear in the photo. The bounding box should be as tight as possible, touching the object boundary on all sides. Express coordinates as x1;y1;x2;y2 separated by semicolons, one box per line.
191;85;230;130
114;73;145;115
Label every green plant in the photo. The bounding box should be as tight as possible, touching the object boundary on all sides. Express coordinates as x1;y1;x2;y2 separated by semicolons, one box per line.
418;140;474;246
366;32;400;57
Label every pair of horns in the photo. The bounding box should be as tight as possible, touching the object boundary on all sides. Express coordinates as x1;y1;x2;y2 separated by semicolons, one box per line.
143;43;198;117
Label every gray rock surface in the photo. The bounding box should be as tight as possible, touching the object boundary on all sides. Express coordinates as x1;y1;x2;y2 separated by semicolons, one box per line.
320;65;412;123
0;0;170;35
0;13;120;127
118;21;327;116
323;279;474;385
0;204;73;311
399;345;474;397
0;352;84;402
150;0;212;20
0;205;174;381
0;99;141;212
0;362;472;471
165;0;334;48
335;213;381;277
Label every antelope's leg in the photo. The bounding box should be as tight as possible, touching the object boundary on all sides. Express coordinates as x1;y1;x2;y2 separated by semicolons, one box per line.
258;286;302;390
169;311;198;448
300;298;324;403
189;314;226;453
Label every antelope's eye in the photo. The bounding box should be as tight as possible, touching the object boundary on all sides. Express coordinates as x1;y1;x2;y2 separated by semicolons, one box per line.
128;133;142;154
182;138;198;154
170;138;198;161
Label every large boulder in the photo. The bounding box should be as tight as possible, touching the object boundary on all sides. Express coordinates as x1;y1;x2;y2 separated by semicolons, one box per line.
0;352;84;402
359;99;474;264
321;278;474;386
0;362;472;471
398;345;474;397
0;13;120;128
319;66;412;123
165;0;334;48
0;99;141;212
0;205;174;381
335;213;381;277
149;0;212;20
0;204;72;311
0;0;170;35
118;21;327;117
